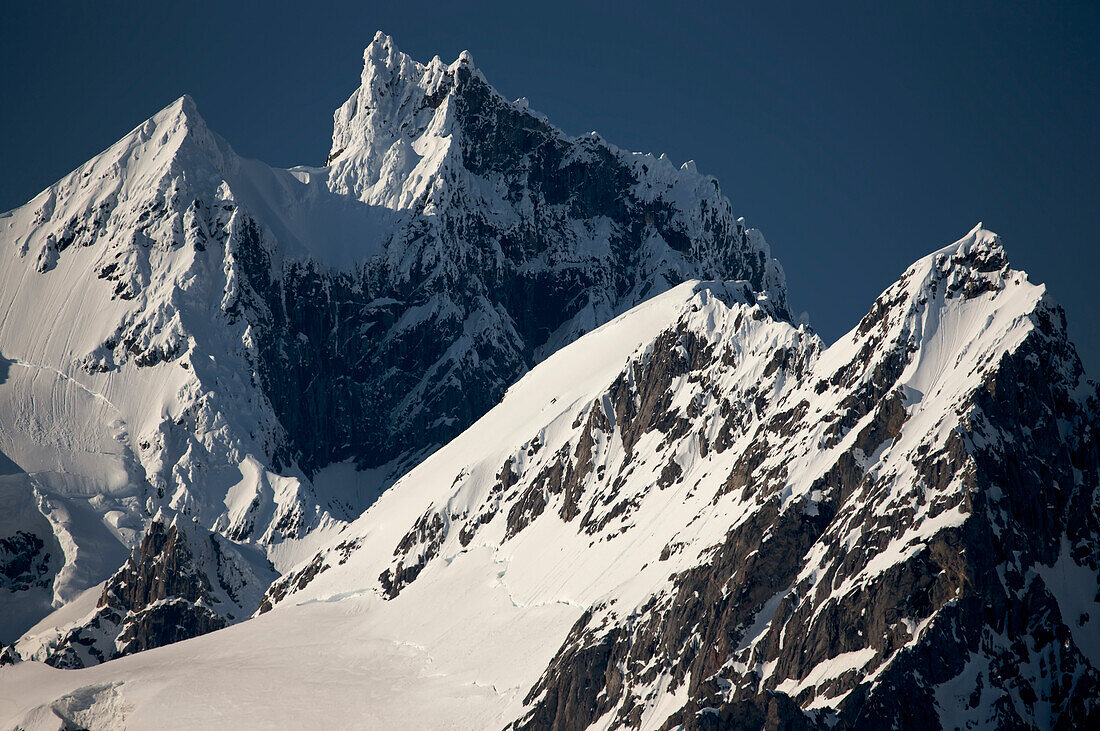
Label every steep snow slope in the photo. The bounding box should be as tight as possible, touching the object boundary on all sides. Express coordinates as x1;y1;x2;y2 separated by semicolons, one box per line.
264;225;1100;729
2;277;763;729
0;32;787;655
0;96;327;645
4;227;1095;729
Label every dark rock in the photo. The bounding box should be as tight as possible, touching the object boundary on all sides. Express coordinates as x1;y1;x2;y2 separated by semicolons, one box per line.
44;515;274;667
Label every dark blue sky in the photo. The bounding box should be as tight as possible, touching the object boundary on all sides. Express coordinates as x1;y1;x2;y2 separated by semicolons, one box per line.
3;2;1097;371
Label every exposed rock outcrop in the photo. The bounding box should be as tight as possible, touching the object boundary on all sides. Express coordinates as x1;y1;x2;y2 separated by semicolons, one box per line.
43;513;274;668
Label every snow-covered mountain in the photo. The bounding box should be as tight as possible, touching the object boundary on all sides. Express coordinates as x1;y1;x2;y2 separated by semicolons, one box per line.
2;225;1097;729
0;33;787;662
260;225;1099;729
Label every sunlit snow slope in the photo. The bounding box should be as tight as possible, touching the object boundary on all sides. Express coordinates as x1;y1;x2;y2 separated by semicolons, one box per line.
3;226;1096;729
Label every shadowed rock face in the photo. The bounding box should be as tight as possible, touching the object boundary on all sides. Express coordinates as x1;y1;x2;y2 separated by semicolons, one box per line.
235;44;788;478
0;532;51;593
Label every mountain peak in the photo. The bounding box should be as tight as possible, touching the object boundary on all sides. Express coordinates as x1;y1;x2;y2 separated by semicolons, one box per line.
368;29;394;50
125;92;237;178
940;220;999;253
918;223;1009;284
168;93;198;117
327;32;493;173
147;93;206;139
360;30;418;77
453;48;476;69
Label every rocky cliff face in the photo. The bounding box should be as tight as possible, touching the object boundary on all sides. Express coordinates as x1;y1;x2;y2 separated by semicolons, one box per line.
265;228;1099;729
0;449;65;645
40;512;273;669
508;234;1100;730
0;531;51;594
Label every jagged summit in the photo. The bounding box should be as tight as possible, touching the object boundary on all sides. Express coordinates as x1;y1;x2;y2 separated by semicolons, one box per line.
320;31;791;330
921;222;1003;267
328;32;465;169
331;32;478;139
325;31;514;209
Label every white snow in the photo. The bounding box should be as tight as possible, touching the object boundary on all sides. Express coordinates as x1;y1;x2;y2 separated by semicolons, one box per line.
774;648;877;698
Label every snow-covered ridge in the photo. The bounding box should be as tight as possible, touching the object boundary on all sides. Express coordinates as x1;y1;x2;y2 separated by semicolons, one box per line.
3;224;1095;729
257;226;1097;728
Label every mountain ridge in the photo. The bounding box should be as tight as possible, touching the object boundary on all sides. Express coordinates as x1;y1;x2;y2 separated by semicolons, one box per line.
260;225;1100;729
0;32;788;662
3;222;1096;728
